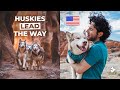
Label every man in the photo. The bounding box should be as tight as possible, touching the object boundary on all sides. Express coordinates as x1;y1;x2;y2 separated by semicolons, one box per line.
68;13;111;79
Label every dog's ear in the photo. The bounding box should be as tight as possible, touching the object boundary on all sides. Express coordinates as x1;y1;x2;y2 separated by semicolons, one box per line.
40;47;45;52
66;31;71;41
31;44;33;49
38;44;41;49
66;31;71;35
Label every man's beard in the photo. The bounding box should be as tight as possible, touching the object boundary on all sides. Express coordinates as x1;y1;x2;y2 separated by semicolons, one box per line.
88;35;97;42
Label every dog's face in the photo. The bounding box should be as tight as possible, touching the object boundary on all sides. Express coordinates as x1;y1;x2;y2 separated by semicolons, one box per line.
66;31;89;54
19;39;26;48
26;45;32;52
32;43;40;52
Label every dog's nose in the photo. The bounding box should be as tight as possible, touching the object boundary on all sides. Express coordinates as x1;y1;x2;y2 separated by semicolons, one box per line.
83;41;87;46
34;49;37;52
21;46;24;48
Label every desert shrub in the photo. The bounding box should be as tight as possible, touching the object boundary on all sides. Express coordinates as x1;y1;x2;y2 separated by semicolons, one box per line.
111;49;116;53
118;54;120;57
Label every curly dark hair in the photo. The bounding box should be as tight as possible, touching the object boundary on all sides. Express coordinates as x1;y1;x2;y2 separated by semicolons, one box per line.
89;13;111;42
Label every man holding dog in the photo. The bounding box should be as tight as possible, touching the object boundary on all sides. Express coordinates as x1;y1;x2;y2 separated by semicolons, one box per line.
68;13;111;79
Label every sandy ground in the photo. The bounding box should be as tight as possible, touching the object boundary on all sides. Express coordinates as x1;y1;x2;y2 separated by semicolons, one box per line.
1;51;120;79
0;60;60;79
60;51;120;79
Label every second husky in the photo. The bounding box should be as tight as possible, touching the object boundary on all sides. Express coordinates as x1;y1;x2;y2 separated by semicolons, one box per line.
32;42;45;70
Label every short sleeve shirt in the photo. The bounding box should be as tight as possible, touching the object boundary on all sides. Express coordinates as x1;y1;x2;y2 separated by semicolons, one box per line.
82;41;108;79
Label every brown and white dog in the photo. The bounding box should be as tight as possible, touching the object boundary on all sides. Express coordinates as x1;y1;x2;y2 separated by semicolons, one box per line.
32;43;45;70
16;39;26;70
66;31;89;79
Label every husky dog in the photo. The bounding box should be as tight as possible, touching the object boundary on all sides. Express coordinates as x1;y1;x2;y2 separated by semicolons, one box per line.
22;44;33;70
32;43;45;70
16;39;26;70
66;31;89;79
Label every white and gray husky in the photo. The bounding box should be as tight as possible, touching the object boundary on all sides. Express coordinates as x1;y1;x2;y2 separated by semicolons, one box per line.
32;43;45;70
66;31;89;79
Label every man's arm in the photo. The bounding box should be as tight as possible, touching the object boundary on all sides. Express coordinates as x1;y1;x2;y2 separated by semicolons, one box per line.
67;50;90;74
70;59;91;74
70;45;102;74
68;50;86;62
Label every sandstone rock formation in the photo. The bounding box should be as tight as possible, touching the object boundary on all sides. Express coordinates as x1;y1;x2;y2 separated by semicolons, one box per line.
1;11;60;66
0;11;18;63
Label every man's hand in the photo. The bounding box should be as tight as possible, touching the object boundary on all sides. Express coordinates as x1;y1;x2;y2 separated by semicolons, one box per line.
69;59;91;74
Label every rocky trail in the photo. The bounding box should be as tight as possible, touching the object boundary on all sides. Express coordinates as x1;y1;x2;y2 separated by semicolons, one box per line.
0;60;60;79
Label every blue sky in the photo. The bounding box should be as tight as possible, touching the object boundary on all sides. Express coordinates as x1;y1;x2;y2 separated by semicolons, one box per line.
60;11;120;42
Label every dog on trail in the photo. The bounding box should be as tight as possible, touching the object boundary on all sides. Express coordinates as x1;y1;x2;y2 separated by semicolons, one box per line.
32;43;45;70
16;39;26;70
22;44;33;70
66;31;89;79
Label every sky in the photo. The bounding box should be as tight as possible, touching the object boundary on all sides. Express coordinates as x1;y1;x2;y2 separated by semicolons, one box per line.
60;11;120;42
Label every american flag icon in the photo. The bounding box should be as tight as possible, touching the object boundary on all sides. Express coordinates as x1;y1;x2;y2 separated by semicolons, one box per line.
66;16;80;26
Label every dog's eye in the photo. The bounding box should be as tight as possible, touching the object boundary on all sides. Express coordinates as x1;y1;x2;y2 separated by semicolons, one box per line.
76;38;80;39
